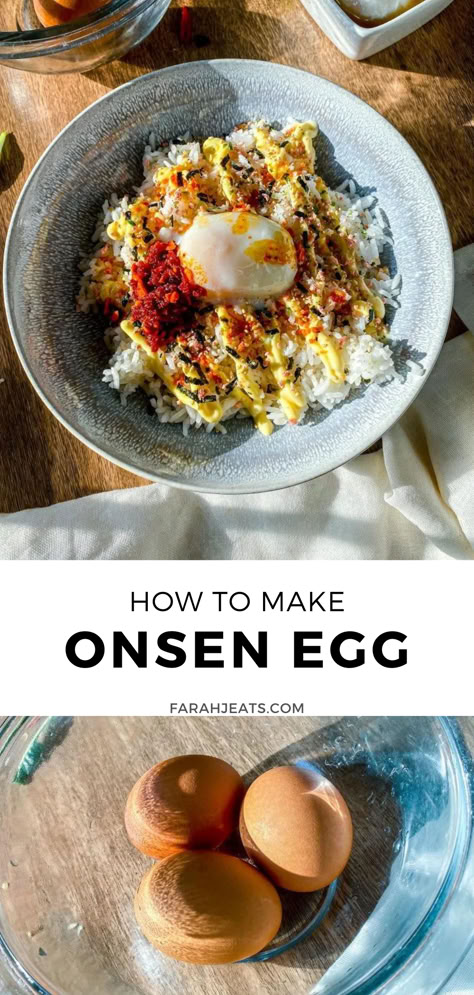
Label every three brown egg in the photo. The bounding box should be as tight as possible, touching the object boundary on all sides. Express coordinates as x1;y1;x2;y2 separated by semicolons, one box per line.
125;754;353;965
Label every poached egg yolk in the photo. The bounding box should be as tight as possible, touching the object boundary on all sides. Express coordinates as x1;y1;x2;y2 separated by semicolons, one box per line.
178;211;297;301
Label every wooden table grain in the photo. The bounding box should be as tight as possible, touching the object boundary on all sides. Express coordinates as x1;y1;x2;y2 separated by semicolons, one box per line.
1;715;472;994
0;0;472;514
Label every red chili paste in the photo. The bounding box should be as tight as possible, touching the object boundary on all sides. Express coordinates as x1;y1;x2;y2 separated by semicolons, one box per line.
130;240;206;353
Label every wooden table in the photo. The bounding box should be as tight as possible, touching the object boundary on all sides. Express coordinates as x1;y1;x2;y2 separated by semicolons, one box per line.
1;715;473;994
0;0;472;513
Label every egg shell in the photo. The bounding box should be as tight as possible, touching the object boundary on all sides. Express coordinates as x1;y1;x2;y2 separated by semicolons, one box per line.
134;851;282;964
240;765;353;892
125;754;244;859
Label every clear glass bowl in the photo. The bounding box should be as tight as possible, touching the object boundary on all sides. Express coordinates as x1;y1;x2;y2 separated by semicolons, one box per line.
0;716;472;995
0;0;171;74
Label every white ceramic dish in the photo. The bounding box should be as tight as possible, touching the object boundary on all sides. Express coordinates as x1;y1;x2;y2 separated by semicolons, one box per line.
299;0;455;59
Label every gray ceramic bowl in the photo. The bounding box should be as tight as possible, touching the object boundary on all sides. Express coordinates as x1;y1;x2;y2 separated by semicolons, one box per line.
4;60;453;494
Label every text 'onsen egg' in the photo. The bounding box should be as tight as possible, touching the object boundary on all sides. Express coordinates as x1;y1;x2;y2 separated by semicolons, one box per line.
178;211;297;300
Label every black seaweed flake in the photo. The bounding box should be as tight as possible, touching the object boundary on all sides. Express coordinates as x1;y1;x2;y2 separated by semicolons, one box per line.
261;308;273;318
197;192;211;203
198;304;214;315
186;168;203;179
176;171;183;187
184;375;207;385
279;140;289;148
310;306;324;317
297;176;308;191
224;378;238;394
191;360;208;382
177;386;213;404
133;320;141;328
143;232;154;243
266;384;277;393
194;329;206;345
232;164;244;172
294;210;306;218
287;356;294;371
226;346;239;359
121;296;129;306
302;230;309;248
296;281;306;293
335;271;341;280
220;154;230;168
252;148;265;159
266;328;279;335
294;366;302;381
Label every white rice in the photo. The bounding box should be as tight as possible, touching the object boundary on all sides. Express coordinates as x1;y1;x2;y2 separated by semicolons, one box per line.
78;122;401;435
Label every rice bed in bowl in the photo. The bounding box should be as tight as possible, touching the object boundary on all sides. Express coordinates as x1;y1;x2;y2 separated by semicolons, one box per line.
77;119;400;439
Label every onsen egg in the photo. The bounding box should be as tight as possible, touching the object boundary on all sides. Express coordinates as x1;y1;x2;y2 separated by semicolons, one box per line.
178;211;297;300
125;755;244;858
240;765;353;892
134;851;282;963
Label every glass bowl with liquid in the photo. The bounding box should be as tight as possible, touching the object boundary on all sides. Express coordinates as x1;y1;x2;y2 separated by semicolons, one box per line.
0;716;473;995
0;0;171;74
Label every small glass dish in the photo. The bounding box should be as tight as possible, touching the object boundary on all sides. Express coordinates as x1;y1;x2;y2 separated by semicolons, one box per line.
0;0;171;74
299;0;455;59
0;716;473;994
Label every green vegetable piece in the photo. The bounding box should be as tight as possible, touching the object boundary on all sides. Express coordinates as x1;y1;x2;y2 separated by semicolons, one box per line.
0;132;8;164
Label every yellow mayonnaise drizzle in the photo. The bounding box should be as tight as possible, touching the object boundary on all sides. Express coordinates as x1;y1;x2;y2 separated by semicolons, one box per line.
107;119;388;435
121;321;224;424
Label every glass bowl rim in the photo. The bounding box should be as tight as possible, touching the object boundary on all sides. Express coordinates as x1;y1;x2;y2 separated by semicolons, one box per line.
0;716;472;995
0;0;170;57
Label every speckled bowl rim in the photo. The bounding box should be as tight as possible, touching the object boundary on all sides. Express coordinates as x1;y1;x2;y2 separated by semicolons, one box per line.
3;60;454;496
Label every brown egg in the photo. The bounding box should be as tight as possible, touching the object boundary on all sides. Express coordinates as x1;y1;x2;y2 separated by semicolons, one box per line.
33;0;109;28
134;851;282;963
125;754;244;858
240;765;352;892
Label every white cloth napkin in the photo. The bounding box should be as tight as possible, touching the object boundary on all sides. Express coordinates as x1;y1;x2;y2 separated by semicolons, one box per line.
1;333;472;560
